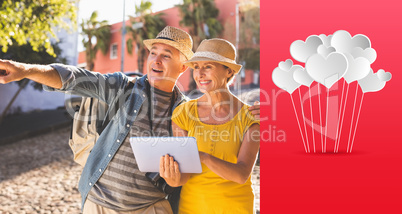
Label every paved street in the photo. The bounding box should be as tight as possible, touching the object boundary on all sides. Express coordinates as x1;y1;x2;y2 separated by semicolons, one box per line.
0;125;260;213
0;128;81;213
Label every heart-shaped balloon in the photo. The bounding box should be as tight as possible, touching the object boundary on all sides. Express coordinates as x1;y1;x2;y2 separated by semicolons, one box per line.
272;60;301;94
293;65;314;87
318;34;332;47
290;35;323;63
317;45;336;58
343;53;371;83
305;52;348;88
358;69;386;93
331;30;371;54
351;47;377;64
376;69;392;82
278;59;293;71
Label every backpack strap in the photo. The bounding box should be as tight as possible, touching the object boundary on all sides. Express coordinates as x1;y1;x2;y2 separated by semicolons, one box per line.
69;96;100;166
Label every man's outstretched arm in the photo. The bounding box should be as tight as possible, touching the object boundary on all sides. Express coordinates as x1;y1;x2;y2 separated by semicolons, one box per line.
0;60;62;89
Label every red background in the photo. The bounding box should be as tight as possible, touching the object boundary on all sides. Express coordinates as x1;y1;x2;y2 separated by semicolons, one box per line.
260;0;402;213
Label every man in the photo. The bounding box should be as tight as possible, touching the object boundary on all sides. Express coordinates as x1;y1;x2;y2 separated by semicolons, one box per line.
0;26;260;213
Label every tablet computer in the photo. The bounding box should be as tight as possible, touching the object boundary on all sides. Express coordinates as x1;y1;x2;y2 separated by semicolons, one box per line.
130;137;202;173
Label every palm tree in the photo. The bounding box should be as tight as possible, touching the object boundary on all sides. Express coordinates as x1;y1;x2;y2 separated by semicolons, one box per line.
177;0;223;51
81;11;111;71
177;0;223;91
126;0;166;73
238;1;260;71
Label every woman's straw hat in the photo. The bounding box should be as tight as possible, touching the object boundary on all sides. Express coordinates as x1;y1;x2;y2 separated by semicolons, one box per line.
143;26;194;60
184;38;242;73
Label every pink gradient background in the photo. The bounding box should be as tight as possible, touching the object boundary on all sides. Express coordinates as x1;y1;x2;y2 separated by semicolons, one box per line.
260;0;402;213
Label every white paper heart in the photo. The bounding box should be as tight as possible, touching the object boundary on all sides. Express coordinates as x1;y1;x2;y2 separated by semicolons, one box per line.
358;69;386;93
317;45;336;58
293;65;314;87
331;30;371;54
272;62;301;94
278;59;293;71
351;47;377;64
305;52;348;88
376;69;392;82
290;35;323;63
343;53;371;83
318;34;332;47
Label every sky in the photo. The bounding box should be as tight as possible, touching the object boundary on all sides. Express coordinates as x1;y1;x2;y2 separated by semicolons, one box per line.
78;0;182;24
77;0;182;51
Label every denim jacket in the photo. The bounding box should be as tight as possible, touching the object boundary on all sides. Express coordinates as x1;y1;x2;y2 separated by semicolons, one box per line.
44;64;187;208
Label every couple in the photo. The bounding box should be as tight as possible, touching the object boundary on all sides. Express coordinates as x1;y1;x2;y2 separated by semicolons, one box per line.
0;26;260;214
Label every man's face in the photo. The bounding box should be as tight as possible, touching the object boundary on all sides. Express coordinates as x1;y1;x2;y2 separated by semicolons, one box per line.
146;43;186;92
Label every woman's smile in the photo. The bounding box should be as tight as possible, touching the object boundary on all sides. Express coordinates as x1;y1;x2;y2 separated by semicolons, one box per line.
199;80;212;86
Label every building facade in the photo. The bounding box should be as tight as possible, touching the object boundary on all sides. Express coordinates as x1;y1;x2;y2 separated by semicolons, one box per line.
78;0;259;93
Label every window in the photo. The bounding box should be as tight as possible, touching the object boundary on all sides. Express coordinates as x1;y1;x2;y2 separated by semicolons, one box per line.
110;43;118;59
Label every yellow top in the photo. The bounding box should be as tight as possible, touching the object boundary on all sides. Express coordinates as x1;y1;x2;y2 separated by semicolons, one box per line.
172;99;260;214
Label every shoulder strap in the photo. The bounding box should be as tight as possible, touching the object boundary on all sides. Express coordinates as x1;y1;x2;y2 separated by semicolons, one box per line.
177;96;188;106
69;96;100;166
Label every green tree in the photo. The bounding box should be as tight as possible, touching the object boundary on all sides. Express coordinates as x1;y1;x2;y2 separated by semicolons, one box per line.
80;11;111;71
0;0;77;56
177;0;223;91
238;1;260;71
126;0;166;73
177;0;223;51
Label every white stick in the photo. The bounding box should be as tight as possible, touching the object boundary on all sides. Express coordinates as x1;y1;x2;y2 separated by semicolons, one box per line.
334;79;346;153
299;88;310;153
317;84;324;153
309;88;316;153
336;83;350;153
349;93;364;153
324;87;329;153
290;94;308;153
347;82;359;153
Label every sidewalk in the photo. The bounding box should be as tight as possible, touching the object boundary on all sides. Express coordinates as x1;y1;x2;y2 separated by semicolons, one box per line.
0;108;71;146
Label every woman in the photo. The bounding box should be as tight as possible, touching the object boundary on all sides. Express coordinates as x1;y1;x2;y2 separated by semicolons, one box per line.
159;38;260;214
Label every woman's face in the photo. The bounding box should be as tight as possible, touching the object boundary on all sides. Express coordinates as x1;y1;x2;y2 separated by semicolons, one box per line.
192;61;232;93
